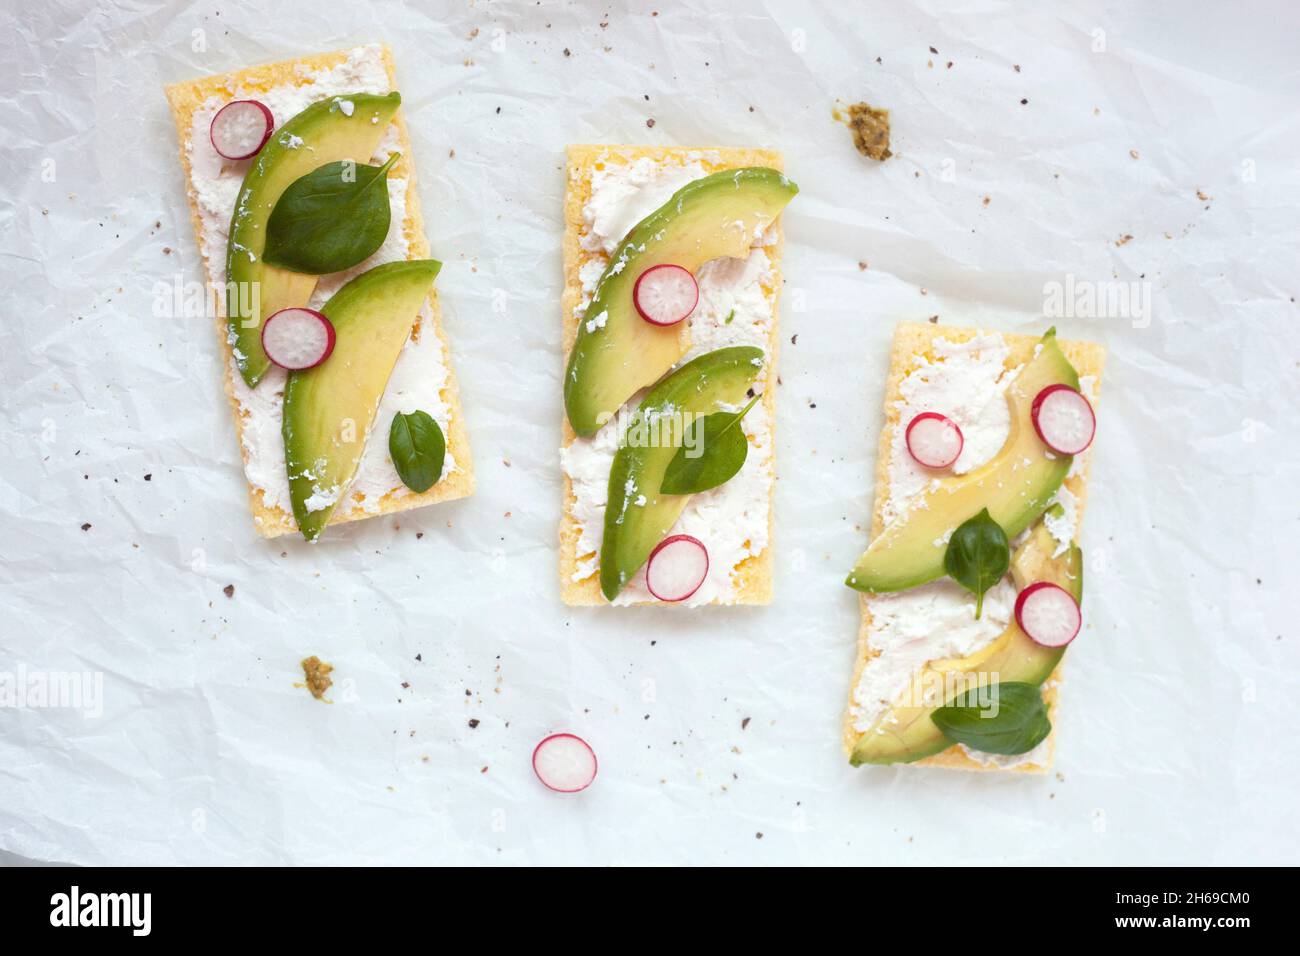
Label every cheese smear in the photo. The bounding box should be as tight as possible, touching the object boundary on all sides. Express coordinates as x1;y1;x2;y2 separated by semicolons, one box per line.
184;44;456;524
561;154;776;606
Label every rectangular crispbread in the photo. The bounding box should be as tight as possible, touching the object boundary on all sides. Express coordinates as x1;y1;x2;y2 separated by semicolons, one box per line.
164;46;473;537
843;323;1105;772
559;145;785;605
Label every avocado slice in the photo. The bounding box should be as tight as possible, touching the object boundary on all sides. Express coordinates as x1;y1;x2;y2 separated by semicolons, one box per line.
850;522;1082;766
846;330;1079;593
226;92;402;387
282;259;440;541
565;167;797;437
599;346;764;600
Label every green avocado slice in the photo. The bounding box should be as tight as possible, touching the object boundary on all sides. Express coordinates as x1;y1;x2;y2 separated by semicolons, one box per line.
282;259;440;541
849;521;1082;766
846;330;1079;593
226;92;402;387
599;346;764;601
565;167;797;437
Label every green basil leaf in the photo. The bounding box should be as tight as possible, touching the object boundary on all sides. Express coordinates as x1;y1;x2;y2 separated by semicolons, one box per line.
943;507;1010;618
388;410;445;493
660;396;760;495
263;154;399;275
930;681;1051;755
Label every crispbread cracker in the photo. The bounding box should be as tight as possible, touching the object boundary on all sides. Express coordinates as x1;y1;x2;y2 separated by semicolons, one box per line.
843;323;1105;772
558;145;785;605
164;46;473;538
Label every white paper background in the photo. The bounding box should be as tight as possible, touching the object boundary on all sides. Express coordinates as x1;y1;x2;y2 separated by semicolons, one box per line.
2;0;1297;865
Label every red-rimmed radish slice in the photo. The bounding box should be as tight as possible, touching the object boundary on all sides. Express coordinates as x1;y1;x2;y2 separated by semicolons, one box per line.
209;100;274;160
633;264;698;326
261;308;336;370
532;733;598;793
905;412;964;469
1014;582;1082;648
1031;384;1095;455
645;534;709;602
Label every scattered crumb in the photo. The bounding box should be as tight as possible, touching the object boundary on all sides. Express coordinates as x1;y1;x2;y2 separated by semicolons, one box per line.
1115;233;1134;247
1196;188;1211;201
80;522;91;531
222;584;234;598
1129;149;1140;159
858;261;868;270
834;101;892;161
982;196;990;207
646;118;655;128
299;656;334;701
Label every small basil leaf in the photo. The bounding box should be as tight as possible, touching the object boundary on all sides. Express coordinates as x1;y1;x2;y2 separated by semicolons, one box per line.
944;507;1010;619
388;410;445;493
660;395;760;495
263;154;399;275
930;681;1051;756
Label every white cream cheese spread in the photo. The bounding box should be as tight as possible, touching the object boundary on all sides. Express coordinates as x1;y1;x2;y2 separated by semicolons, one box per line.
184;44;455;523
561;154;776;606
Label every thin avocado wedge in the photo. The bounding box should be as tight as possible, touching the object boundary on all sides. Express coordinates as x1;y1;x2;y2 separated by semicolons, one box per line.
599;346;764;600
846;329;1079;593
283;259;440;541
850;521;1082;766
565;167;796;437
227;92;402;387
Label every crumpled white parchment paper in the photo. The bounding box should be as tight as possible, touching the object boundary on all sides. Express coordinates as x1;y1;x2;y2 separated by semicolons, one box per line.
1;0;1297;865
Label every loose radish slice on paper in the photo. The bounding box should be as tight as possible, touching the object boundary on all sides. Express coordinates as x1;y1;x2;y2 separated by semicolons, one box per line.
645;534;709;602
261;308;336;370
1031;384;1096;455
1015;582;1082;648
905;412;964;469
209;100;274;160
632;264;699;326
532;733;598;793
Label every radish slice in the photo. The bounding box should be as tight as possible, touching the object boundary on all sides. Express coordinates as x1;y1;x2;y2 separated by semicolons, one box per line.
261;308;336;370
209;100;274;160
905;412;964;469
645;534;710;602
1014;582;1082;648
1031;385;1096;455
633;264;699;326
532;733;598;793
